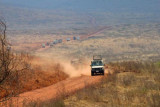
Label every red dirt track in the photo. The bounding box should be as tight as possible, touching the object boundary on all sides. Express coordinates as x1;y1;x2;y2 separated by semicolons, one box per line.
1;75;104;106
12;26;111;52
80;26;112;40
36;26;112;52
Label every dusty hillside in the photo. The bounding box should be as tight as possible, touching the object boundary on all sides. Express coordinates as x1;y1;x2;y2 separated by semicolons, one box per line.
0;55;69;100
8;61;160;107
7;23;160;63
34;24;160;63
64;61;160;107
1;23;160;106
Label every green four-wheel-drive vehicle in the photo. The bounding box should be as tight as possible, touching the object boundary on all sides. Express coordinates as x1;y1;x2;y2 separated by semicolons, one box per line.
90;55;105;76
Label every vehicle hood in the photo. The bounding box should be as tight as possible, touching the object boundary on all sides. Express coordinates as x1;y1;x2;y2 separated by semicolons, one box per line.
91;66;104;68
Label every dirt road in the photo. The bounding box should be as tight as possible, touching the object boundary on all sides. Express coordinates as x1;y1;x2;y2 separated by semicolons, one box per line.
1;75;105;106
80;26;111;40
35;26;111;52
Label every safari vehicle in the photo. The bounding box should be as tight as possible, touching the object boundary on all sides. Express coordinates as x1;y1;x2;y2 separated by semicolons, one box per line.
91;55;105;76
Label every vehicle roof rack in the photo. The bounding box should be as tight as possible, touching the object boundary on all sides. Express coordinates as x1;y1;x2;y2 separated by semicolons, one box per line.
93;55;102;60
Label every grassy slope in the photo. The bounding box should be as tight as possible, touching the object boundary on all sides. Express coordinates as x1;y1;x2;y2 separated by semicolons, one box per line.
35;23;160;63
64;61;160;107
23;61;160;107
0;56;69;100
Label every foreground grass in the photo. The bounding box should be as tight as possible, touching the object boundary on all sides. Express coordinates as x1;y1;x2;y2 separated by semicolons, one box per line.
22;99;65;107
6;61;160;107
64;61;160;107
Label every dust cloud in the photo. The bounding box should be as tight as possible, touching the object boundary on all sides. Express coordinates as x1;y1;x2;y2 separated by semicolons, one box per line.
30;55;91;77
60;61;91;77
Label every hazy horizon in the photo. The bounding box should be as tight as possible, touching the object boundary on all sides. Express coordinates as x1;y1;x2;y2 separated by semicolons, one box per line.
0;0;160;34
1;0;160;13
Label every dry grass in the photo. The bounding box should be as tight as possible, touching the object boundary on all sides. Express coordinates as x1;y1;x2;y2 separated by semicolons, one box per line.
27;23;160;62
22;98;65;107
0;56;69;100
22;61;160;107
8;23;160;62
64;61;160;107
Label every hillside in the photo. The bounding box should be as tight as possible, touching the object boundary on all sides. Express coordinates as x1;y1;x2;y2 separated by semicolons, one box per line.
0;3;93;35
1;0;160;12
64;61;160;107
1;1;160;36
6;61;160;107
0;0;160;106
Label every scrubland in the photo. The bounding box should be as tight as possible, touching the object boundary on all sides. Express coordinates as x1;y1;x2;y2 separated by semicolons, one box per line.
17;23;160;107
1;1;160;106
0;55;68;100
1;23;160;106
34;23;160;62
64;61;160;107
19;61;160;107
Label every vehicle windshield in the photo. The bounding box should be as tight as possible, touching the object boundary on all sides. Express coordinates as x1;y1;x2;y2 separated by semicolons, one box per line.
91;60;103;66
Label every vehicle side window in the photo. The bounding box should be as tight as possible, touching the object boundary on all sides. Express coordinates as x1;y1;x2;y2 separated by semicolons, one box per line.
99;61;103;65
92;61;96;66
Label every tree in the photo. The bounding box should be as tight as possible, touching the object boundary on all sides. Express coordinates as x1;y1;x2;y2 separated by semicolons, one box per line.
0;19;9;84
0;19;29;101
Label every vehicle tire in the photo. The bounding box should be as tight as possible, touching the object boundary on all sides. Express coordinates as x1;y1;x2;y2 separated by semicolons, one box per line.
91;72;94;76
102;71;104;75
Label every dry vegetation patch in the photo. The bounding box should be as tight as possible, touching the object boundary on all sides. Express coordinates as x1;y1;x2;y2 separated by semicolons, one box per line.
64;61;160;107
20;61;160;107
0;55;69;101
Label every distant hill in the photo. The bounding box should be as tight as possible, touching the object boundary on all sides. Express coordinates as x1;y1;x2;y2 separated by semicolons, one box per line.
0;0;160;35
0;3;99;35
1;0;160;13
